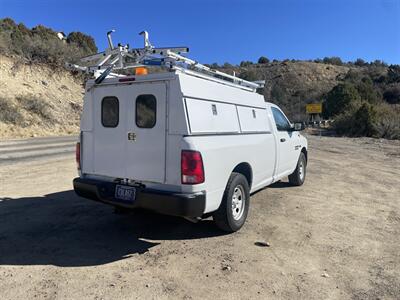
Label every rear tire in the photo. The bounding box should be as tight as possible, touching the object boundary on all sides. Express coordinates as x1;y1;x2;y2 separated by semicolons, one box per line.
213;172;250;232
288;152;307;186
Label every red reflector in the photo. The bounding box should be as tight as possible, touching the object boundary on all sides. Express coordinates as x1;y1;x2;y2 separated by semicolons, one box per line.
76;142;81;170
181;150;204;184
118;77;136;82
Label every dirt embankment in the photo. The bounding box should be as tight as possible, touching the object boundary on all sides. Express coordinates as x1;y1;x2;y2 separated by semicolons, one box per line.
0;55;84;139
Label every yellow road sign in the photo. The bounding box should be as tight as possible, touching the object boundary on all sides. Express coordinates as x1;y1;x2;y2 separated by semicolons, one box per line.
306;103;322;114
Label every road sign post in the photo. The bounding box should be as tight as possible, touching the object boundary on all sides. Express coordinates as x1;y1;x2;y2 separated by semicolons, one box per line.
306;103;323;134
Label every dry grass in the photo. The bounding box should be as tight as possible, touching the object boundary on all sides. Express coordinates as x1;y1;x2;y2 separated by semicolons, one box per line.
0;97;24;124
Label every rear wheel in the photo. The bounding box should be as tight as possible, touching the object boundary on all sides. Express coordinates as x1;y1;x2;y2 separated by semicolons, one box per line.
288;152;307;186
213;172;250;232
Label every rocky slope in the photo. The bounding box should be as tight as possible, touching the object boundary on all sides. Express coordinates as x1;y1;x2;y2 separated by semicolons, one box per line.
0;55;84;139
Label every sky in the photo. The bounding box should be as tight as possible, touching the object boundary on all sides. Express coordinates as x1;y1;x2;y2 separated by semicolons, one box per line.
0;0;399;64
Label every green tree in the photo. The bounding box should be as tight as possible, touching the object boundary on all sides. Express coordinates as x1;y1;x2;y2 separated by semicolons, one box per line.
354;58;366;66
356;77;381;103
0;17;17;30
257;56;269;64
240;60;253;67
324;83;360;117
387;65;400;83
383;85;400;104
31;25;56;40
322;56;343;66
334;102;377;137
222;62;233;68
352;102;377;136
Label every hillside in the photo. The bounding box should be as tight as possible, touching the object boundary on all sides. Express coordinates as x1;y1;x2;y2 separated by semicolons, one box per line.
0;17;92;139
0;55;83;139
220;60;395;117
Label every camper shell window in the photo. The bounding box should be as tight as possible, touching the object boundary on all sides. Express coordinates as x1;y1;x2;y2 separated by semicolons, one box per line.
101;96;119;128
136;94;156;128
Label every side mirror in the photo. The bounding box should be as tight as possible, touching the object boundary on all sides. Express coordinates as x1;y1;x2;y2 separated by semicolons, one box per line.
293;122;305;131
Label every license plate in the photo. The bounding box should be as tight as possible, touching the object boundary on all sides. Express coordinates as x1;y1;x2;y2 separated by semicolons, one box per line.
115;185;136;203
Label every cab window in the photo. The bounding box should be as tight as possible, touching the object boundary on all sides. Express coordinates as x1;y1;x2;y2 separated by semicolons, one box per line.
101;96;119;128
136;94;156;128
271;107;290;131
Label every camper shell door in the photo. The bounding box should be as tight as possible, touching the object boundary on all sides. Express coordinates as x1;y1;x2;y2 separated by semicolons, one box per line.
91;81;167;183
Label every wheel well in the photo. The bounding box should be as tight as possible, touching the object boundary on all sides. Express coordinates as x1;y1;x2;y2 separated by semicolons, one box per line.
232;163;253;188
301;147;308;162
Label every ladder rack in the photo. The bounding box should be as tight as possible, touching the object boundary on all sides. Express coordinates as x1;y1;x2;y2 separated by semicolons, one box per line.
67;30;264;92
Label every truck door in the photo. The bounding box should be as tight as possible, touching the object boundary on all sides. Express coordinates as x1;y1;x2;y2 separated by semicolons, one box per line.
271;106;300;178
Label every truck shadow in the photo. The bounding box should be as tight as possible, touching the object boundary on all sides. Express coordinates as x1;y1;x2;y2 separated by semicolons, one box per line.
0;191;224;267
268;181;293;188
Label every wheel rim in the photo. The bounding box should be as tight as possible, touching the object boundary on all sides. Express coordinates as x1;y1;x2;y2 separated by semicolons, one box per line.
299;160;305;181
232;185;245;221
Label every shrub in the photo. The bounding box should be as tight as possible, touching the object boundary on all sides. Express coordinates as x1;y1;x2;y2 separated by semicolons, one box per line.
67;31;97;54
258;56;269;64
383;85;400;104
0;97;25;124
0;18;97;68
323;56;343;66
333;102;378;137
16;95;54;122
354;58;366;66
239;69;259;81
240;61;253;67
324;83;360;117
374;105;400;139
370;60;387;67
387;65;400;83
357;77;381;104
222;62;233;68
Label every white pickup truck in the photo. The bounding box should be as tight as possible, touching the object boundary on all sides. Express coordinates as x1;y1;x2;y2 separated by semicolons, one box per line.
72;31;308;232
73;69;308;232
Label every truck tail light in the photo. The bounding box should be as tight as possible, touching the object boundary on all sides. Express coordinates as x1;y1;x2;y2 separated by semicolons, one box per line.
181;150;204;184
76;142;81;170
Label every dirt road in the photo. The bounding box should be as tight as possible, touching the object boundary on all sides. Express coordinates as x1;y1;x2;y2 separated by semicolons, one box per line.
0;135;399;300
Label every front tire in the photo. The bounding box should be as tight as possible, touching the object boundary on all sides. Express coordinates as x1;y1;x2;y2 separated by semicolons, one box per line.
288;152;307;186
213;172;250;232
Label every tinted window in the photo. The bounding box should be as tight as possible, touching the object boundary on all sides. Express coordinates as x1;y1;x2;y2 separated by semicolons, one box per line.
102;97;119;127
272;107;290;131
136;95;156;128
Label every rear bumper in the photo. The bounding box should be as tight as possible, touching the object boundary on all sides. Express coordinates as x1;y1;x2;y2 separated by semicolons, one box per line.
73;177;206;217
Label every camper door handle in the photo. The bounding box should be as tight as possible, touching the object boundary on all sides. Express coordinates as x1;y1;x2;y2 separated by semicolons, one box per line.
280;138;286;142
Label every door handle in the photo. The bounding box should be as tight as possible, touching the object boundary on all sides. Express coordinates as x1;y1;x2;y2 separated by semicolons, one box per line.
280;138;286;142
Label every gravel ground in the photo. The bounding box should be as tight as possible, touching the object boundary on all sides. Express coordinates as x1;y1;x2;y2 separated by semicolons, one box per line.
0;134;399;300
